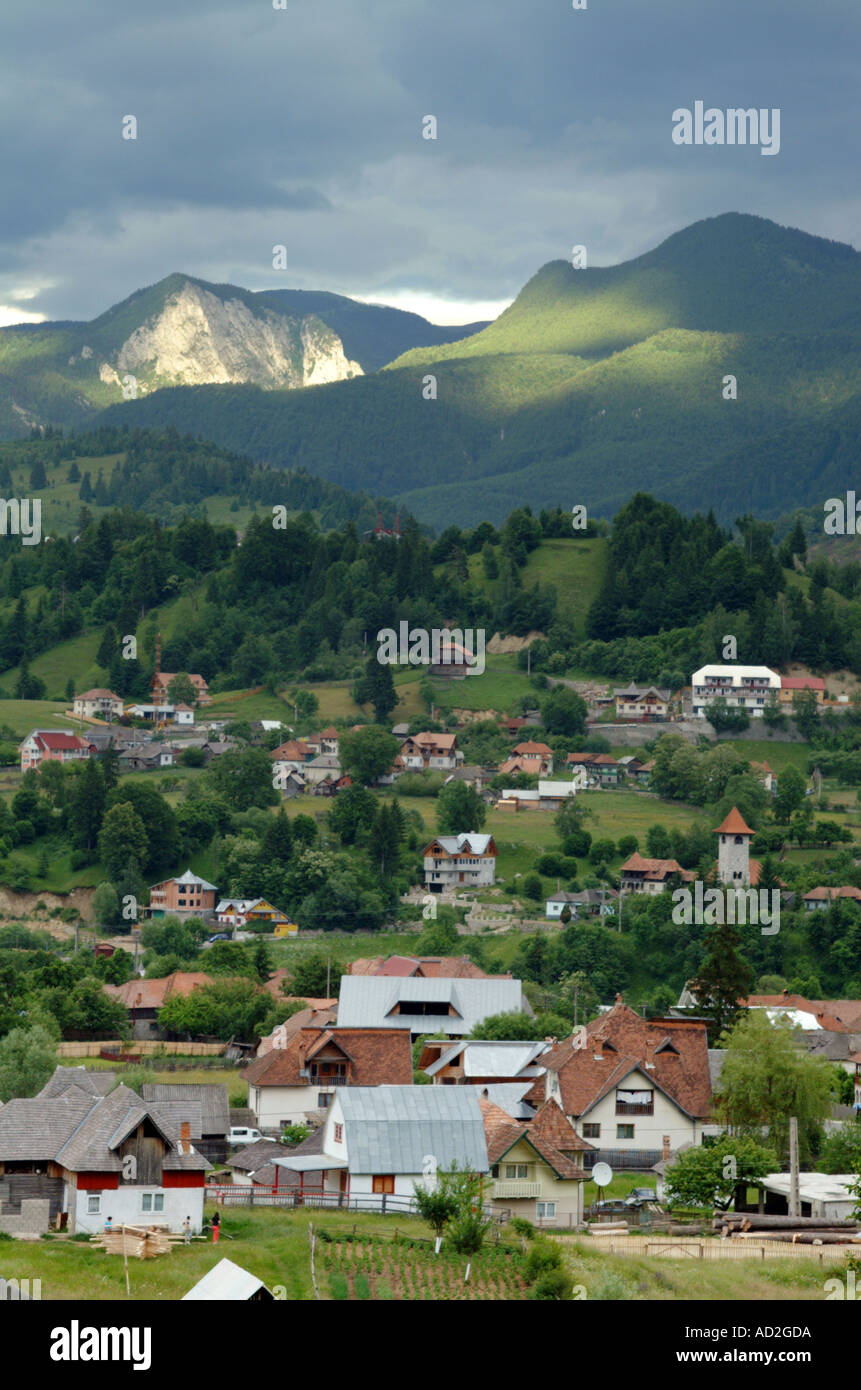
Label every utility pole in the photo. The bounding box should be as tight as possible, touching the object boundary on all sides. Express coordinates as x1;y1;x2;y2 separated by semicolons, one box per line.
788;1117;800;1219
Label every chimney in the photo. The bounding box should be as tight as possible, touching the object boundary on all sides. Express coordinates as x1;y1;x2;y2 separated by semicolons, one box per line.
645;1040;656;1071
662;1135;671;1161
180;1121;191;1153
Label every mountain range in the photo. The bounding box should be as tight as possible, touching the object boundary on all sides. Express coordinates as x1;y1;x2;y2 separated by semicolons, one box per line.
0;274;488;438
6;212;861;528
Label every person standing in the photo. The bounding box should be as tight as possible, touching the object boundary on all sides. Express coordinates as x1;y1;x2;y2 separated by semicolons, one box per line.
211;1211;220;1244
104;1215;113;1235
183;1215;191;1244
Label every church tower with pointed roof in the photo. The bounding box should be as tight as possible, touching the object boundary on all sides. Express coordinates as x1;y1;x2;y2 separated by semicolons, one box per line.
714;806;753;886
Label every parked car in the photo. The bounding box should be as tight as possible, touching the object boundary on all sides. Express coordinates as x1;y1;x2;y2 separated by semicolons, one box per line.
228;1127;262;1145
204;933;232;946
625;1187;658;1208
591;1199;630;1216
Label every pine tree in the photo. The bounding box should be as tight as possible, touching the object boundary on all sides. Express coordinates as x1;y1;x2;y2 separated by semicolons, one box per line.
97;624;118;670
690;919;755;1042
78;472;93;503
67;461;80;483
261;808;293;866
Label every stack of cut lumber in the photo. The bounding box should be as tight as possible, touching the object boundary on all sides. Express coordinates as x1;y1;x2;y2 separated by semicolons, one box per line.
89;1224;183;1258
714;1213;861;1245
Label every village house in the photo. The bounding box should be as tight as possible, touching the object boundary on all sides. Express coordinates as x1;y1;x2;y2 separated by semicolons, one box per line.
540;1000;715;1170
481;1096;593;1227
118;744;179;772
151;671;211;705
691;664;781;718
498;755;543;778
566;752;619;786
422;833;497;891
103;971;219;1039
545;888;618;920
619;853;694;895
269;1086;489;1210
779;675;825;706
244;1027;413;1129
613;685;673;721
749;759;778;795
0;1084;209;1235
398;731;463;771
302;752;342;787
19;729;94;773
215;897;294;932
802;885;861;911
443;765;497;793
336;974;529;1042
256;1003;339;1056
144;870;219;921
72;688;124;721
126;702;195;725
512;740;554;774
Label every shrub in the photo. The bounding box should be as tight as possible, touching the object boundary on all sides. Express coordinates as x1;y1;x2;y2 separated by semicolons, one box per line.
525;1240;563;1280
528;1268;573;1300
509;1216;535;1240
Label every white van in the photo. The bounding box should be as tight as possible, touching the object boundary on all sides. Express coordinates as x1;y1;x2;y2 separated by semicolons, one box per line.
228;1126;262;1145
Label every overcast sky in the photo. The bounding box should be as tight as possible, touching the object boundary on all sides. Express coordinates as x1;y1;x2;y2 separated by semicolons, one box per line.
1;0;858;326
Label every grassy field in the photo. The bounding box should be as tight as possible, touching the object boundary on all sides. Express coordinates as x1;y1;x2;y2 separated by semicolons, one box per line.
0;698;80;737
0;1205;842;1301
429;654;536;714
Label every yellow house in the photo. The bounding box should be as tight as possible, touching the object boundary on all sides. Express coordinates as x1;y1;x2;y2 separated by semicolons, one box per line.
481;1096;593;1228
273;920;299;938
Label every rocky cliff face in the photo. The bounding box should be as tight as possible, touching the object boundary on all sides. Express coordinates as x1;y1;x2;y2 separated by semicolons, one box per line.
113;281;363;390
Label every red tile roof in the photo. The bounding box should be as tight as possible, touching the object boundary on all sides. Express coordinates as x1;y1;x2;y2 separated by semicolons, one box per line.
480;1096;592;1179
620;853;695;883
513;740;552;756
243;1027;413;1088
542;1000;712;1119
781;676;825;691
32;731;90;752
348;955;501;980
714;806;754;836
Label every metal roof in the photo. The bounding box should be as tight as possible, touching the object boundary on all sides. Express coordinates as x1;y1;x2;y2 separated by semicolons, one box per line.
338;1086;489;1175
424;1040;547;1079
337;975;525;1033
182;1258;269;1301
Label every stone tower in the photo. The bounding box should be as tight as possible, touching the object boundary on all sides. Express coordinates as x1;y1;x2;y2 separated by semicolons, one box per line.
714;806;753;886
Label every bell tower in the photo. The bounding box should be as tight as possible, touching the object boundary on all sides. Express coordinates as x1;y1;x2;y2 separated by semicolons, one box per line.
714;806;753;886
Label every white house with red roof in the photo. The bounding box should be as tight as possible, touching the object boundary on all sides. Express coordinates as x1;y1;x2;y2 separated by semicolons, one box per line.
19;729;94;772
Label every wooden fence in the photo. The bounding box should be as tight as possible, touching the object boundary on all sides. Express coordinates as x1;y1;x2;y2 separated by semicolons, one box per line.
57;1040;227;1058
576;1233;858;1263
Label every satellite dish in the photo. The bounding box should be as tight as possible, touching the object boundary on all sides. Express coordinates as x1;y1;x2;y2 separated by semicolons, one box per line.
592;1162;613;1187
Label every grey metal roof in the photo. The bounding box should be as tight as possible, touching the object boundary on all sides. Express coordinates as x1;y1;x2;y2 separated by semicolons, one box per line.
476;1083;537;1119
337;975;525;1033
227;1138;285;1172
147;1100;203;1141
141;1083;230;1136
337;1086;489;1175
182;1258;268;1301
424;1040;547;1079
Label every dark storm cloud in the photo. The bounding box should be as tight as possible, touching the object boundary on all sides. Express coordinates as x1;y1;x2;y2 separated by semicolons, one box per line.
0;0;858;320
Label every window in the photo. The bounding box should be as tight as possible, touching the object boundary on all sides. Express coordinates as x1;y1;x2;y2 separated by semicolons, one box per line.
583;1123;600;1139
504;1163;529;1179
372;1175;395;1194
334;1123;343;1143
536;1202;556;1220
87;1193;101;1214
617;1124;635;1140
318;1093;332;1108
141;1193;165;1213
491;1164;500;1178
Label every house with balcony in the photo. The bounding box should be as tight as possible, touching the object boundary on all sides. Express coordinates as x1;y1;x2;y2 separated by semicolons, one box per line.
19;730;94;772
244;1027;413;1129
72;688;124;722
512;740;554;775
422;833;497;891
540;999;715;1170
398;732;463;771
619;853;694;895
481;1096;593;1226
269;1085;489;1209
144;870;218;921
613;685;673;721
690;664;781;719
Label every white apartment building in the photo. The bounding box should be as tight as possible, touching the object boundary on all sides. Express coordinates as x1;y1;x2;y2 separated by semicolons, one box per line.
691;664;781;718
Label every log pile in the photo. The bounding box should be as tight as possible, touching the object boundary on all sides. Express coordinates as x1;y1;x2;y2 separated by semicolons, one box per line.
713;1212;861;1245
89;1224;185;1258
